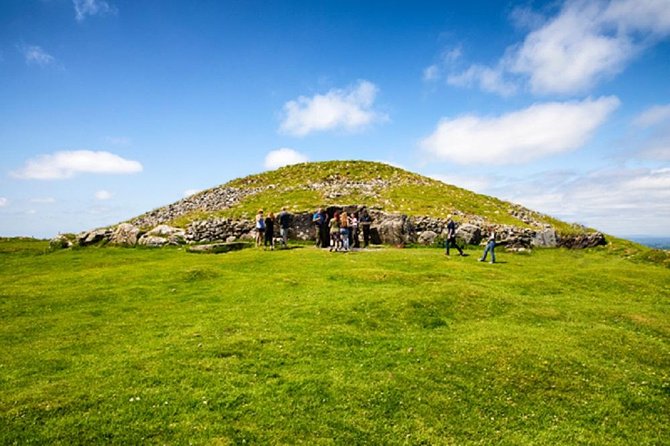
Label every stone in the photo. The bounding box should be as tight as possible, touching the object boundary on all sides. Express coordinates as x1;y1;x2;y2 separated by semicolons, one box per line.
532;228;557;248
418;230;438;245
187;242;248;254
377;216;406;245
146;225;184;238
138;235;169;247
137;225;186;247
49;234;73;250
557;232;606;249
109;223;140;246
455;224;482;245
78;228;110;246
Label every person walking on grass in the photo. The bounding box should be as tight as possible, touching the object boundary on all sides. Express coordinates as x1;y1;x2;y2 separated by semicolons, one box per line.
255;209;265;248
278;207;291;248
479;228;496;264
445;215;465;256
264;212;275;250
329;211;341;251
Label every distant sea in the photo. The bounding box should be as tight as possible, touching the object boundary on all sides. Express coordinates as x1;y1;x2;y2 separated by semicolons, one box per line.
628;236;670;250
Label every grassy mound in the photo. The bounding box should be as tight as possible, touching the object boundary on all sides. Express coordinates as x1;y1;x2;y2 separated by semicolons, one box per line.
161;160;580;233
1;238;669;444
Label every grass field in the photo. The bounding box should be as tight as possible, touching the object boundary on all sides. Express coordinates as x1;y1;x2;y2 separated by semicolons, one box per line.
1;238;669;445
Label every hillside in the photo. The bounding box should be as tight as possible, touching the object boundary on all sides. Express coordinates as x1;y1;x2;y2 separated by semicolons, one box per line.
128;160;579;234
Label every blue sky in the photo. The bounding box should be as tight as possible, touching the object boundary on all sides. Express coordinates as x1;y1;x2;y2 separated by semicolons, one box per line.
1;0;669;238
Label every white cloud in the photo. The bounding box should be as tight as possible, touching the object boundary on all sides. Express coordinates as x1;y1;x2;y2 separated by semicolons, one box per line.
95;190;113;200
423;65;440;82
603;0;670;36
448;0;670;96
264;148;309;170
12;150;143;180
422;46;462;83
0;197;8;207
183;189;202;197
73;0;117;22
420;96;620;165
447;64;517;96
20;45;55;67
634;104;670;128
279;80;386;136
509;0;637;95
632;104;670;160
494;167;670;236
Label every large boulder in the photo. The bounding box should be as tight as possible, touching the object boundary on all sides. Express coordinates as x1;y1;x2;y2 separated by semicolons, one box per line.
78;228;111;246
455;224;482;245
109;223;141;246
138;235;170;247
532;228;557;248
417;230;438;245
376;215;414;245
558;232;606;249
138;225;186;247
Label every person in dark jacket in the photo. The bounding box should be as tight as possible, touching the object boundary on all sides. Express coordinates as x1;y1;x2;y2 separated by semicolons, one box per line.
359;208;373;248
278;207;291;248
445;215;465;256
313;208;325;247
264;212;275;250
319;208;329;248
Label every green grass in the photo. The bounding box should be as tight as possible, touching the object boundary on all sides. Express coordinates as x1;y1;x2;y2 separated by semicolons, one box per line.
1;238;669;444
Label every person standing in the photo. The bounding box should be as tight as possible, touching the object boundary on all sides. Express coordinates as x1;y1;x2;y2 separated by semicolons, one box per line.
359;208;373;248
278;207;291;248
479;228;496;264
349;212;359;248
329;211;341;251
312;208;324;247
264;212;275;250
255;209;265;248
319;208;329;248
445;215;465;256
340;211;350;251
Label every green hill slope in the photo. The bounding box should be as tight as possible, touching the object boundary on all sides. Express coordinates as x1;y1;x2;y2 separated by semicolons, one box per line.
134;160;579;234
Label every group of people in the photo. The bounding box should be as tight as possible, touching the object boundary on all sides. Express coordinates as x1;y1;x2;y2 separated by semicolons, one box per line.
445;215;497;264
312;208;373;251
254;207;292;250
255;208;496;262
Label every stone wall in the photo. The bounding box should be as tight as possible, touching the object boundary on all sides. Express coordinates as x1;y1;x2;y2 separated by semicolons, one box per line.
69;207;606;250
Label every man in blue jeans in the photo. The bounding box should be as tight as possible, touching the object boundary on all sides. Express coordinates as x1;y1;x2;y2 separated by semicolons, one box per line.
479;230;496;264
